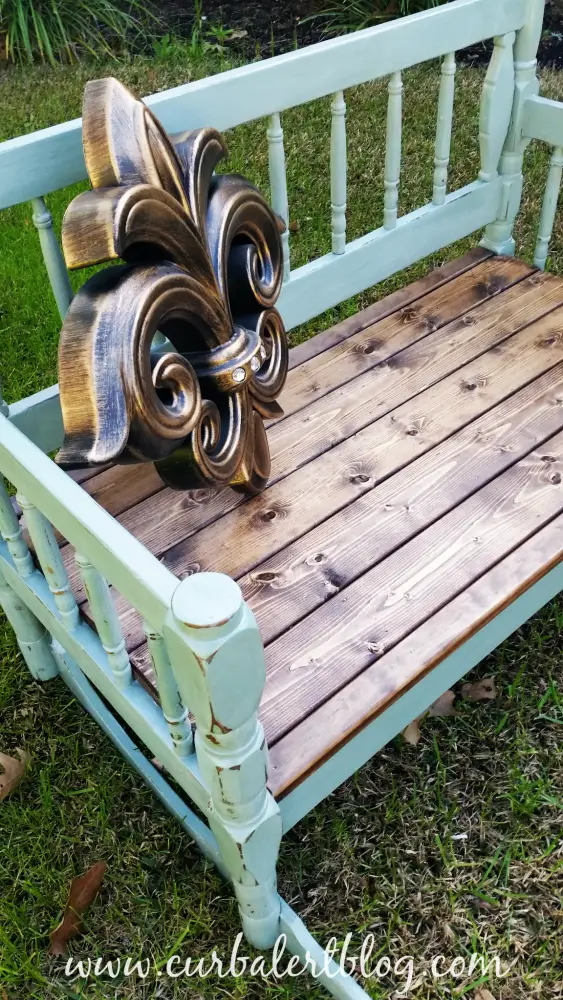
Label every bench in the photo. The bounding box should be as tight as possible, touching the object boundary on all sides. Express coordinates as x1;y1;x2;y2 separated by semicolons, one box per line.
1;0;563;994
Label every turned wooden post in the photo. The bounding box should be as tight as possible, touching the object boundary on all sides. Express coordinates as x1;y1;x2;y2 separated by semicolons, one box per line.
163;572;282;948
0;476;58;680
481;0;545;255
31;197;73;320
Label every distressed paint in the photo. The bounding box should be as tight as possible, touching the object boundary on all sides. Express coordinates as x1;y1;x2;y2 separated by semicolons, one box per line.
0;0;528;210
17;494;79;630
0;414;177;629
163;572;282;949
267;112;290;280
481;0;545;255
144;622;194;757
8;384;63;454
432;52;456;206
0;562;58;679
0;542;210;811
479;33;516;183
534;145;563;269
0;477;34;578
31;197;73;319
75;551;132;688
330;91;347;254
53;641;228;876
383;72;403;230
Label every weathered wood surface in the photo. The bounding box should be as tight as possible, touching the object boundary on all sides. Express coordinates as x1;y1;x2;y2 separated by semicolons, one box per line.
69;256;539;619
69;254;535;589
259;427;563;743
75;249;500;518
130;348;563;686
62;253;563;793
268;512;563;797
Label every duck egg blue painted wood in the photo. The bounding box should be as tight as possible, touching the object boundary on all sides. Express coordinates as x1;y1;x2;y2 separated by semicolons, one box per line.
164;573;282;950
0;0;526;210
267;113;290;280
144;622;194;757
0;541;211;810
330;92;347;254
534;145;563;268
17;493;79;630
481;0;545;254
277;177;502;330
75;551;132;689
432;53;456;206
52;641;228;877
0;415;177;629
31;197;73;319
0;478;34;578
523;94;563;145
383;72;402;230
479;33;516;184
8;385;64;454
0;563;58;679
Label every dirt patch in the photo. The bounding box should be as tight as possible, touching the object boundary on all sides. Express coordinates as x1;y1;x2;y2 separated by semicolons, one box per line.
156;0;563;65
155;0;321;57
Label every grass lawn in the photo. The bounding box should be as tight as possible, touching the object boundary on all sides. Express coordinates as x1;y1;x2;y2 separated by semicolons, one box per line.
1;49;563;1000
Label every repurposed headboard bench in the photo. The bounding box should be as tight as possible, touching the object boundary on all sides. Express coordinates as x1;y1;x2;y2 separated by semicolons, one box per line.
2;0;563;994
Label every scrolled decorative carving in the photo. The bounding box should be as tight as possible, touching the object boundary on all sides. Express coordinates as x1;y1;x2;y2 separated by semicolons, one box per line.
56;77;288;494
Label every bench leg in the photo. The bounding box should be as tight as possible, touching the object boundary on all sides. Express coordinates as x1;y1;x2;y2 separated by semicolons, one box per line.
0;563;58;680
164;573;282;949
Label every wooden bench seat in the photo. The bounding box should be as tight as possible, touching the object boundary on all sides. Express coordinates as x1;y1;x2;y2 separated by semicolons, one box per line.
61;248;563;797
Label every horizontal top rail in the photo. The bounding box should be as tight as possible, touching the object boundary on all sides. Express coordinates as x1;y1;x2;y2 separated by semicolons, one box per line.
0;415;178;629
522;94;563;146
0;0;526;210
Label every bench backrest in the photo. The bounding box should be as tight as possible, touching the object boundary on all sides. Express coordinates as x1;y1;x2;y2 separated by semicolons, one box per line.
0;0;553;452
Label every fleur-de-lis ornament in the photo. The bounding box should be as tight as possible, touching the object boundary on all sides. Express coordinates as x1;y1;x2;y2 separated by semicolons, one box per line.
56;77;288;494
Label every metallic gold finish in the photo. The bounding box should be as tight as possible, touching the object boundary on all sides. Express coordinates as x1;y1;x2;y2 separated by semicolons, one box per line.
56;77;288;493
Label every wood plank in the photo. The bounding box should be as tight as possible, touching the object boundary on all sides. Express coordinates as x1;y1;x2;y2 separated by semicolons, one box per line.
79;463;163;519
259;427;563;745
156;275;563;578
287;248;492;369
97;265;551;577
74;251;503;522
267;513;563;797
278;255;531;422
125;303;563;663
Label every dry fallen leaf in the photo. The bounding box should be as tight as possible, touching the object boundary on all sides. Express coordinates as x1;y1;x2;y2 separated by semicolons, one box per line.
402;718;422;745
49;862;107;956
0;748;29;801
288;220;301;233
402;690;458;743
462;677;497;702
475;990;496;1000
428;690;459;717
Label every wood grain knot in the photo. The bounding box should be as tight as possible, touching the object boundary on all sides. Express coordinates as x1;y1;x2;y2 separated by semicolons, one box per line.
362;341;380;355
185;489;214;506
542;455;556;463
261;509;277;522
350;473;370;485
550;472;562;485
366;641;385;656
253;570;278;584
180;563;201;577
461;314;477;326
400;307;418;323
539;333;562;348
309;552;328;565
